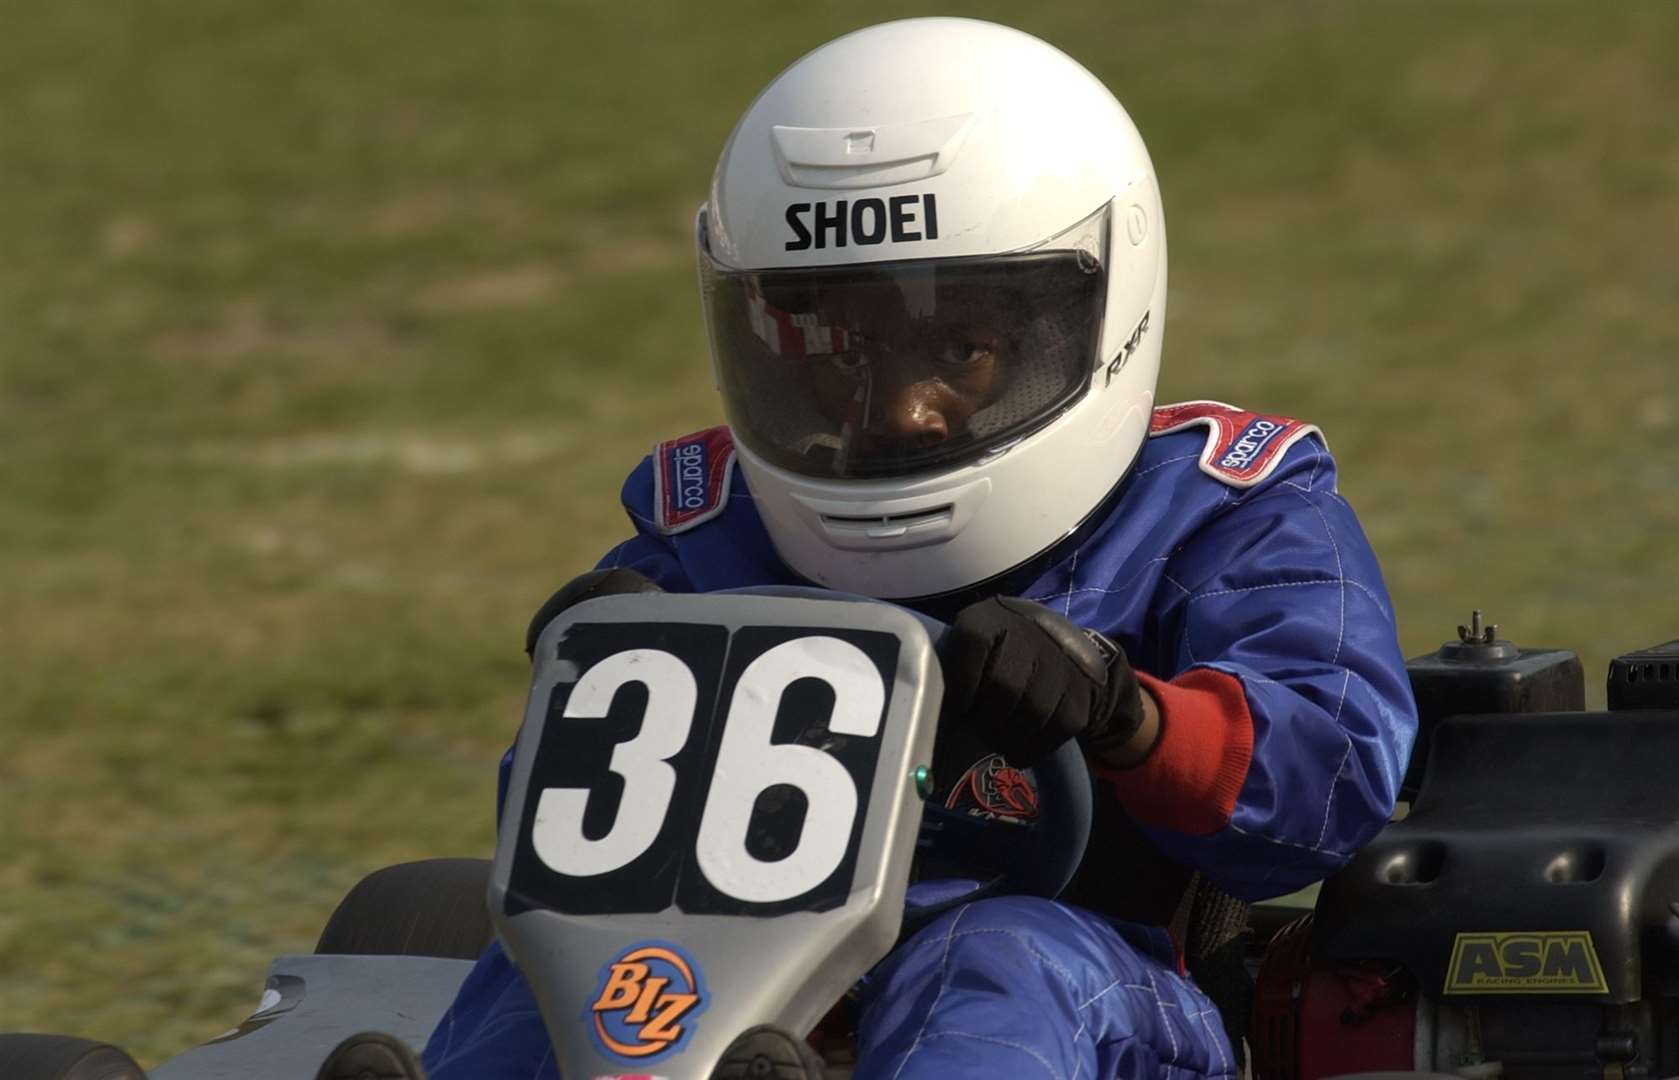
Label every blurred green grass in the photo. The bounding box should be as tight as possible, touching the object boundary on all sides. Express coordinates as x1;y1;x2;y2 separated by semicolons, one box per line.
2;0;1676;1067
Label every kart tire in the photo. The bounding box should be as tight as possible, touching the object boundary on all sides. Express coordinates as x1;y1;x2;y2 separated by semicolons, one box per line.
315;857;494;961
0;1034;147;1080
710;1026;827;1079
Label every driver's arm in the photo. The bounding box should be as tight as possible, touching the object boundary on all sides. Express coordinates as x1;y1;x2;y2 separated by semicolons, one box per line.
1101;451;1417;902
940;438;1416;902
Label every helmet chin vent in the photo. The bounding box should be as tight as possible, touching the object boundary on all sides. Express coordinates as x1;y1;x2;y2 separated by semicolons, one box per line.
820;505;954;540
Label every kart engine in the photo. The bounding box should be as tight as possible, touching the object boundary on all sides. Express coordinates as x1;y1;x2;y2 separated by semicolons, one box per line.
1251;625;1679;1079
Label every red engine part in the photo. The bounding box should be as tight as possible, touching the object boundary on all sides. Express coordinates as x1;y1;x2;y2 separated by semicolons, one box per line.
1251;913;1418;1079
805;994;858;1067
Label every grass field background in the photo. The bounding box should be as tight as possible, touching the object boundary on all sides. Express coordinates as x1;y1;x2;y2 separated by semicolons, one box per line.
3;1;1676;1067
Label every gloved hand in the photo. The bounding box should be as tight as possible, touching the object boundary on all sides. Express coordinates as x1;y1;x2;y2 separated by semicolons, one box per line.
939;596;1147;766
523;567;663;657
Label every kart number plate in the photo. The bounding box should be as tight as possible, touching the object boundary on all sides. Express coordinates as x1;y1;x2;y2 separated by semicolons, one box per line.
507;621;899;917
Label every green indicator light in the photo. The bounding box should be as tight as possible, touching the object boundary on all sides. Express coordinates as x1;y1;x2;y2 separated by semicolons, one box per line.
913;765;932;798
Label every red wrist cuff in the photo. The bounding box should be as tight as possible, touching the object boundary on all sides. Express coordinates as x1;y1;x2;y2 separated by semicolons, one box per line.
1093;668;1254;836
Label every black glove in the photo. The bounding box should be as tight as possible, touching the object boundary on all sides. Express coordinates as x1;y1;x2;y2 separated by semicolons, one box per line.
939;596;1145;766
523;567;663;657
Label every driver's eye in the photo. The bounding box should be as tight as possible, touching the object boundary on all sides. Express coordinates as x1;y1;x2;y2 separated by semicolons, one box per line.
829;350;871;372
937;342;995;370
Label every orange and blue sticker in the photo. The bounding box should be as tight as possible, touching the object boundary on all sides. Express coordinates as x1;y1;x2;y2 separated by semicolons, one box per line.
586;941;709;1065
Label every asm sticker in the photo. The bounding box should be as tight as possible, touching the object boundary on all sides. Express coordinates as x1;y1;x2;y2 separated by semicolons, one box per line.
587;942;710;1064
945;753;1039;824
1148;400;1322;488
653;427;735;534
1444;931;1608;995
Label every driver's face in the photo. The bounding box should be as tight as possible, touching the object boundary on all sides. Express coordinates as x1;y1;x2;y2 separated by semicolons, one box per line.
800;285;1009;454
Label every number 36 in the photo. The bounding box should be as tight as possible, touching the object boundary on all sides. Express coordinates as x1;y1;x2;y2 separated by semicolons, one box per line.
529;636;885;904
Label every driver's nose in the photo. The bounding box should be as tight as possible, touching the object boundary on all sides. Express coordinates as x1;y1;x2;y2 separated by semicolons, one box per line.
872;380;953;448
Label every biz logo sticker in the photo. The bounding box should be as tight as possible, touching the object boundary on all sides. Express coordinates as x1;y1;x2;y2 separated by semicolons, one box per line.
586;942;709;1063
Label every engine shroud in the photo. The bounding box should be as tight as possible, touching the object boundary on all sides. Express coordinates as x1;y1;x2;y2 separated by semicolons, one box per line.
1314;709;1679;1004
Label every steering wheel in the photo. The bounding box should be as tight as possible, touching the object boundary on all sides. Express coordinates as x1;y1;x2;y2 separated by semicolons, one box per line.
720;586;1095;904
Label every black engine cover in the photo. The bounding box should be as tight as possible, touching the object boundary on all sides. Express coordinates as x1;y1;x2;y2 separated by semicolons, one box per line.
1313;709;1679;1003
1608;640;1679;710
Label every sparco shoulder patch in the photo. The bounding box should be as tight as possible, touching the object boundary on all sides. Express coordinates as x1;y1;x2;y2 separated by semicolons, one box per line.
653;426;736;535
1149;400;1323;488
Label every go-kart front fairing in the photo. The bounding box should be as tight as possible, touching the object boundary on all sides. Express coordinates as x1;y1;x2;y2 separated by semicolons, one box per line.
494;587;1093;1078
493;590;943;1077
139;588;1095;1080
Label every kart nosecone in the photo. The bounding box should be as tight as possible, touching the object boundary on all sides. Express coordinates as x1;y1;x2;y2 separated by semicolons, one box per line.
125;589;1093;1080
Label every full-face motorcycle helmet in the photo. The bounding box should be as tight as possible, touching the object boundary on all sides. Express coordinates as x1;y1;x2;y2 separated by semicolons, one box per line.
698;17;1166;600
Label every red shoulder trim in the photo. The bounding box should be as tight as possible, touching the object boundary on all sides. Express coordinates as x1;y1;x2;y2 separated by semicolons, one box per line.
1149;400;1322;488
652;426;736;535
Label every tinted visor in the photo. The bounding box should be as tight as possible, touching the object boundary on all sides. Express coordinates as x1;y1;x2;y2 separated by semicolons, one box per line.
699;211;1109;480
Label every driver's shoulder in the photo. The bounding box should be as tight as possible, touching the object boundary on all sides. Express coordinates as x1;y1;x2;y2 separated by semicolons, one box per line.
1139;399;1334;502
1120;403;1377;602
620;425;745;537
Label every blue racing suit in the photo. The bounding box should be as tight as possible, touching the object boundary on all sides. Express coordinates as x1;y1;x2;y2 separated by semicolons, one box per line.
422;402;1418;1079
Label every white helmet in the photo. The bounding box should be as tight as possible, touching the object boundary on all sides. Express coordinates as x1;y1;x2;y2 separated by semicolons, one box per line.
697;17;1165;601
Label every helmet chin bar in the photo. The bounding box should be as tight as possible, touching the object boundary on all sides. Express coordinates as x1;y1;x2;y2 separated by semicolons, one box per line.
734;380;1156;600
774;458;1141;623
892;461;1140;619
